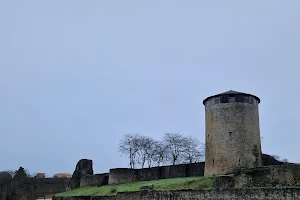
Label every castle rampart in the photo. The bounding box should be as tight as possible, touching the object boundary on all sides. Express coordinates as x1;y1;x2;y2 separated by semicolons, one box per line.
53;187;300;200
108;162;205;185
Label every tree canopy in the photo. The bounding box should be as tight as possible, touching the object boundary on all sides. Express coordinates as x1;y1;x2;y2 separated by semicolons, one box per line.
119;133;204;169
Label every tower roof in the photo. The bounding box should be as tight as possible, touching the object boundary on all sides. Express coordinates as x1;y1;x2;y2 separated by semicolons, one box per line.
219;90;244;95
203;90;260;105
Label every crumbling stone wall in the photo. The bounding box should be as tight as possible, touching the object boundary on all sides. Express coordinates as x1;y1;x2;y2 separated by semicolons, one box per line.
262;154;286;166
70;159;109;189
108;162;205;184
71;159;94;189
212;164;300;189
234;164;300;188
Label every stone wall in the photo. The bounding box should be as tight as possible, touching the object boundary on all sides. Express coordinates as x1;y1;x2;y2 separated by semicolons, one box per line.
31;178;71;197
108;162;205;184
84;153;283;186
262;154;286;166
53;196;115;200
0;177;70;200
71;159;94;189
234;164;300;188
212;164;300;189
53;188;300;200
53;197;91;200
116;188;300;200
80;173;109;187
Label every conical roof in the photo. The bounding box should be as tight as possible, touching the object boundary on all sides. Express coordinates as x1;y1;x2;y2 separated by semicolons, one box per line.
219;90;244;95
203;90;260;105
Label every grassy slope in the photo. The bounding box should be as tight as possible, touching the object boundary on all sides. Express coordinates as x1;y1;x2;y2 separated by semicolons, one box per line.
56;176;214;197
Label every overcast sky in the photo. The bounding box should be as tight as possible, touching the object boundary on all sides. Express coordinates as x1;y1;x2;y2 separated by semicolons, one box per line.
1;1;300;176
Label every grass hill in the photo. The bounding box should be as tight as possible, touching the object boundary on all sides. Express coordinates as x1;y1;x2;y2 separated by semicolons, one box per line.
56;176;215;197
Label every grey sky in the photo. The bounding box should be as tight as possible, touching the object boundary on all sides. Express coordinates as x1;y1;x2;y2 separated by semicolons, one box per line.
0;1;300;176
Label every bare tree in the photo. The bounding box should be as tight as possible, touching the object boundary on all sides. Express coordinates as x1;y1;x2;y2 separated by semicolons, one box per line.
119;132;205;168
146;140;164;168
163;133;188;165
144;137;158;168
183;136;204;163
152;141;168;167
118;133;140;169
137;136;156;168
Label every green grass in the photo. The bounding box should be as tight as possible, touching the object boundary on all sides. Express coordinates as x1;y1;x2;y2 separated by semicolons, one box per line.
56;176;214;197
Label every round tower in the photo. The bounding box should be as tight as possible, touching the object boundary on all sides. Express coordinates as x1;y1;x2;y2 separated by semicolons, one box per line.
203;90;262;176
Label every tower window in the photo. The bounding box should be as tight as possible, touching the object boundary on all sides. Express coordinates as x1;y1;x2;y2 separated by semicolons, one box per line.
214;97;220;104
228;96;235;103
249;97;254;104
228;132;232;137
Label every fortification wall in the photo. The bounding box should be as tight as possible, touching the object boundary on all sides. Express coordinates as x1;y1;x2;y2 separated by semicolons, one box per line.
234;164;300;188
262;154;286;166
53;197;91;200
53;165;300;200
80;173;109;187
116;188;300;200
212;164;300;189
0;177;70;200
108;163;204;185
53;188;300;200
31;178;70;196
53;196;115;200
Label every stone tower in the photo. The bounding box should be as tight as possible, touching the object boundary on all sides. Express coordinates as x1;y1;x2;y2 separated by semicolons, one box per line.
203;90;262;176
